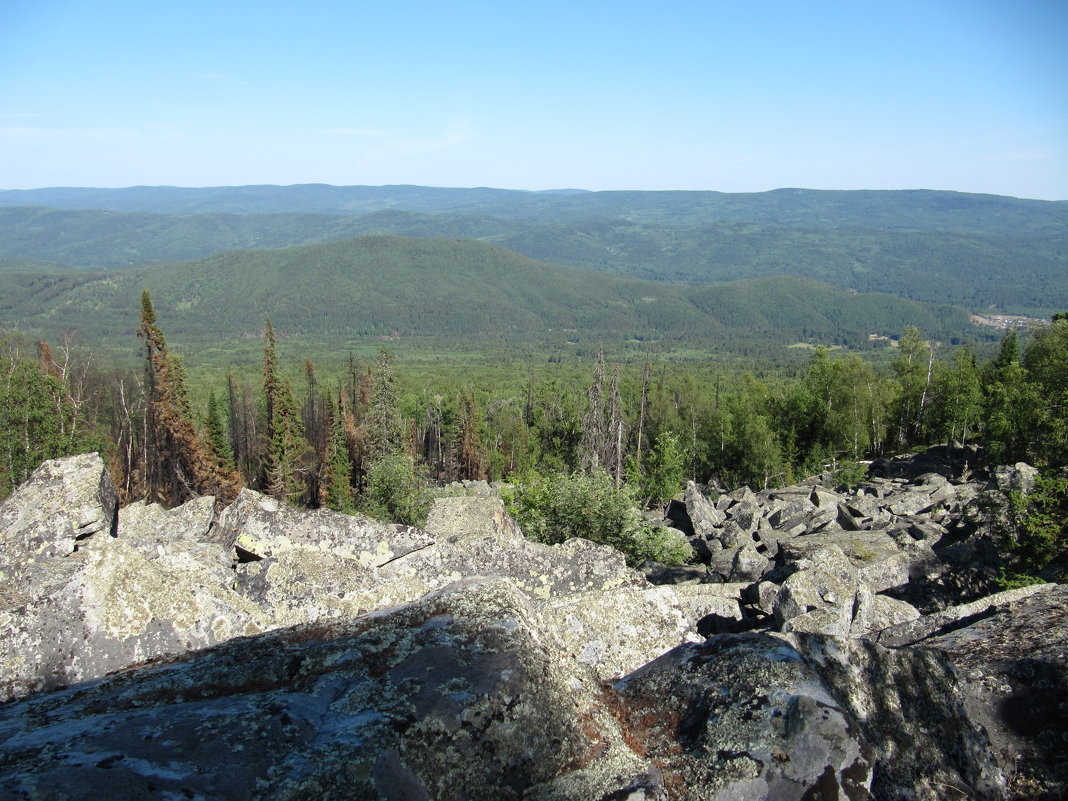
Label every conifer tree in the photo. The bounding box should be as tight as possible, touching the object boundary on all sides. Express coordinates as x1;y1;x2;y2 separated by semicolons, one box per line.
606;368;628;487
138;290;240;506
261;318;308;504
367;348;404;459
580;346;607;473
204;388;235;470
322;394;355;512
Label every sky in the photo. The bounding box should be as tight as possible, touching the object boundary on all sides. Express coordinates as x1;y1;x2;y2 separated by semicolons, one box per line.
1;0;1066;199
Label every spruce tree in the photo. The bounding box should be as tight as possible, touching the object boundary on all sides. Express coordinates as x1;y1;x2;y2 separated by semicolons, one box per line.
261;318;308;504
138;291;240;506
367;348;404;459
322;396;355;512
580;346;607;473
204;388;235;471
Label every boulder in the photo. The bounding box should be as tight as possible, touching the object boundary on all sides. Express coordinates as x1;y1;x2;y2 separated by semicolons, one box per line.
772;545;858;636
921;584;1068;798
0;455;268;702
0;578;653;801
0;452;116;575
119;497;230;583
683;480;725;536
993;462;1040;495
875;582;1059;648
218;488;433;565
614;632;1003;801
728;542;770;583
423;494;524;541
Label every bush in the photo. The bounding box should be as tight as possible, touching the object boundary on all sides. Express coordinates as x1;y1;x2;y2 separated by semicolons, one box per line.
360;452;432;527
503;469;693;567
1001;470;1068;584
833;459;869;489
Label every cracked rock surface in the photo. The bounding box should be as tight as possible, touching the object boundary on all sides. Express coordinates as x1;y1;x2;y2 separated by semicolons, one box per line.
0;452;1064;799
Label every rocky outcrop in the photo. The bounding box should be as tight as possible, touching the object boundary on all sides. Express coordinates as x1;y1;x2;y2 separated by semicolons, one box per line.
0;577;1011;801
0;456;712;700
0;452;1064;799
921;584;1068;797
0;455;268;701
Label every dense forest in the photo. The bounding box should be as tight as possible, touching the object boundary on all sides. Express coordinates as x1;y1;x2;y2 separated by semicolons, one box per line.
3;296;1065;579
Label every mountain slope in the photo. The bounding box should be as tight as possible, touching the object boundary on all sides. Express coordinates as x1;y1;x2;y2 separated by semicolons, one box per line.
0;206;524;270
0;235;978;351
1;206;1061;314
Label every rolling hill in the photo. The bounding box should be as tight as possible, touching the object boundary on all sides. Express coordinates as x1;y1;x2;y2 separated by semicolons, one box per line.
0;203;1062;314
0;235;979;355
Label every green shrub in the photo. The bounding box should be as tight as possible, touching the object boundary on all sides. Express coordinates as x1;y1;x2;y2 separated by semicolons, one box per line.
1001;470;1067;585
360;452;432;527
633;431;685;507
503;469;693;566
833;459;869;489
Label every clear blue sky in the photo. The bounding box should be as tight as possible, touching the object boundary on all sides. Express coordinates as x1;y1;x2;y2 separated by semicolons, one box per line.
1;0;1065;198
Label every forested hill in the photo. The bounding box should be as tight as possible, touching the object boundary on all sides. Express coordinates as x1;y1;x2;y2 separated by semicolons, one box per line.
0;234;975;351
1;203;1063;314
1;185;1064;237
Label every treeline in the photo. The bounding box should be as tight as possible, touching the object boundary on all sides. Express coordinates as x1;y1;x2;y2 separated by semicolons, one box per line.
3;298;1067;526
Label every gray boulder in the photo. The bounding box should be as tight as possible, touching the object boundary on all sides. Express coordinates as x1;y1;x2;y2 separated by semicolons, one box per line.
772;544;858;636
0;452;116;575
684;480;725;536
218;487;433;565
993;462;1040;495
0;578;654;801
922;584;1068;799
614;631;1004;801
0;463;269;702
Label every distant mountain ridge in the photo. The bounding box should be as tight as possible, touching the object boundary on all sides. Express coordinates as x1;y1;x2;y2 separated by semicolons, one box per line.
1;184;1064;236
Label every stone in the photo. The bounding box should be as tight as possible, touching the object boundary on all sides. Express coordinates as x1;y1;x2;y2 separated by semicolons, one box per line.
613;631;1003;801
777;528;937;593
0;578;652;801
218;487;433;566
0;453;1063;798
773;546;858;636
993;462;1040;495
0;455;269;702
0;452;116;578
728;542;770;583
0;531;270;702
716;519;752;549
423;494;523;542
233;546;392;625
725;500;761;533
118;497;231;584
850;591;921;637
539;584;712;680
875;583;1059;648
921;584;1068;799
683;480;725;536
887;491;934;517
